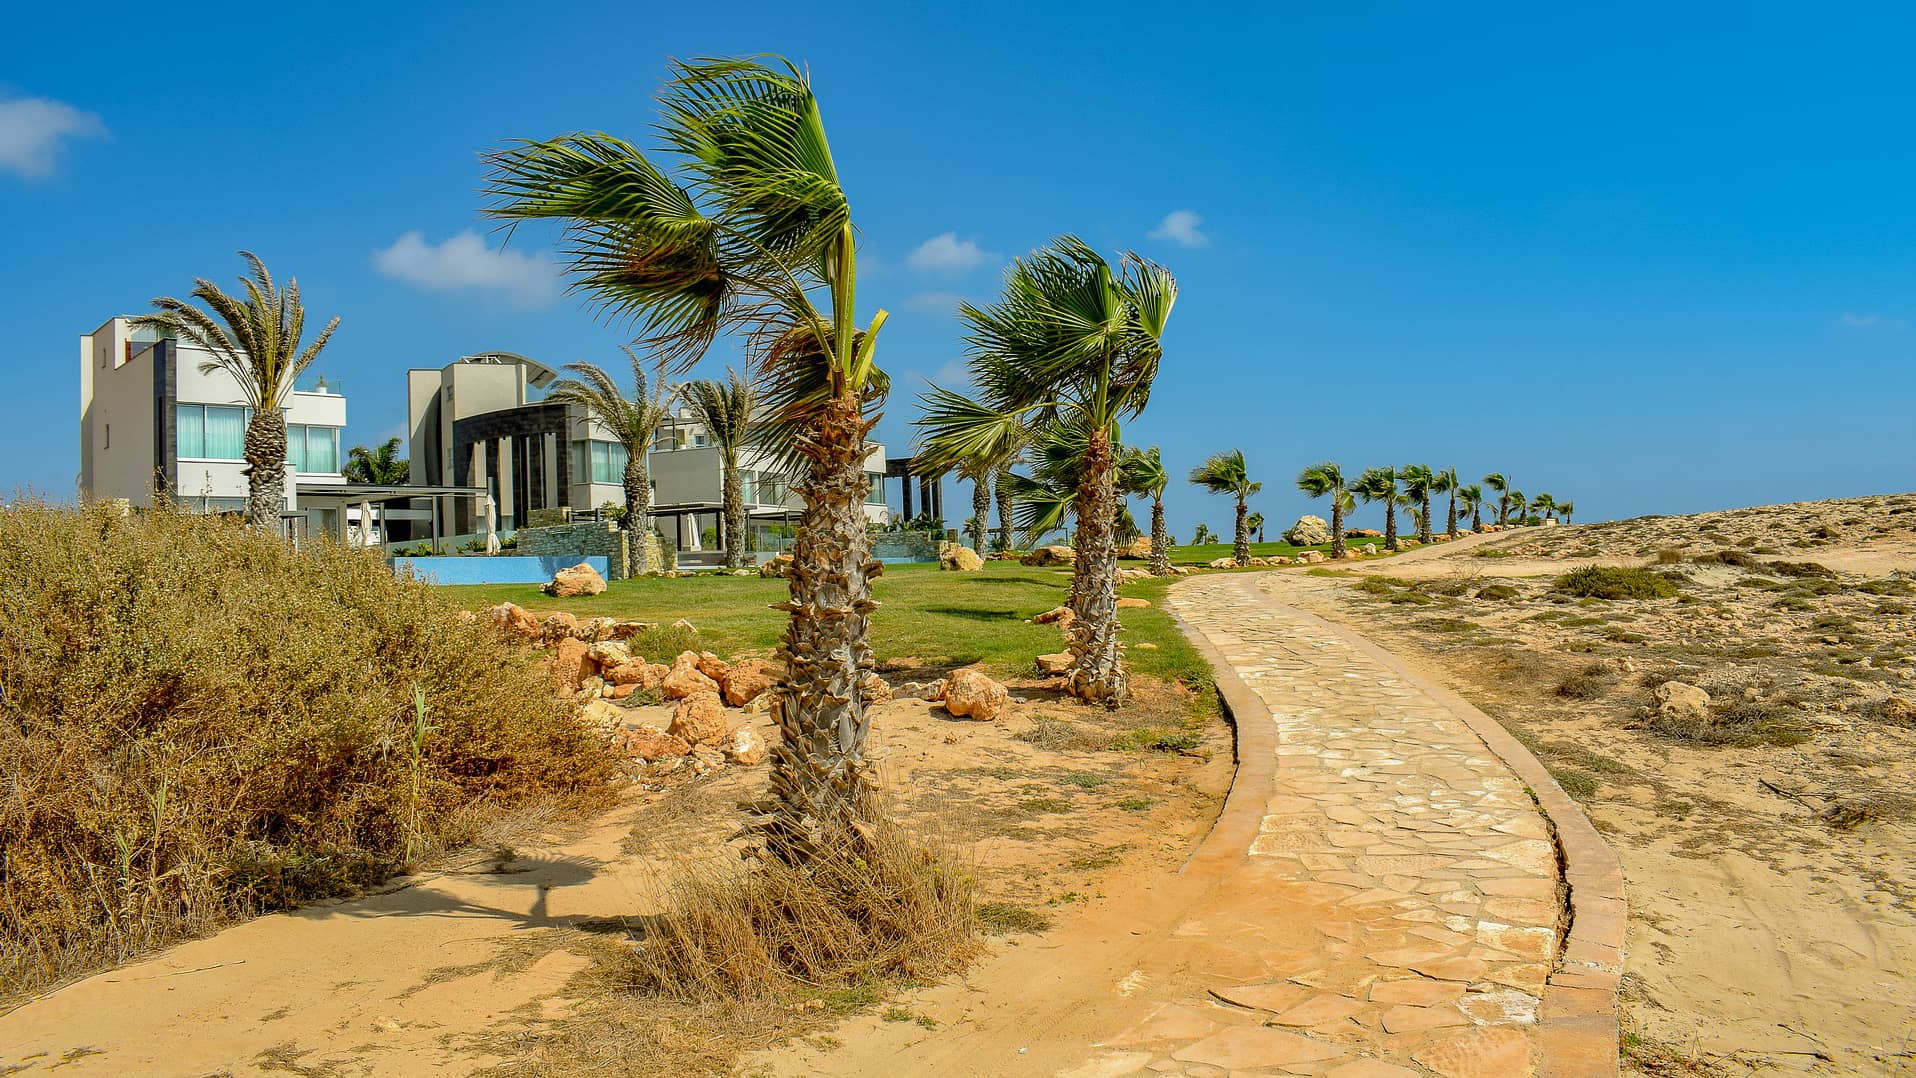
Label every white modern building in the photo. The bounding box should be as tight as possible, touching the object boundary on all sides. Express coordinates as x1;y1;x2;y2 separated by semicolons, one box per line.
79;316;349;519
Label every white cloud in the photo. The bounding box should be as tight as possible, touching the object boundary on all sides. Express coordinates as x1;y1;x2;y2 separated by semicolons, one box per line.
904;291;966;314
1148;209;1210;248
906;232;993;275
1838;312;1904;330
0;96;108;178
373;230;561;308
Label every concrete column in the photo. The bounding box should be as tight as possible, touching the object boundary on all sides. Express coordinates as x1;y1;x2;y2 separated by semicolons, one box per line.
542;432;559;509
902;472;915;520
470;442;487;536
497;436;515;528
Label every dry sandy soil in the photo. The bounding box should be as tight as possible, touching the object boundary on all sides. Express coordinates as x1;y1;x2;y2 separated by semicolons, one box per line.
0;681;1231;1076
1274;494;1916;1075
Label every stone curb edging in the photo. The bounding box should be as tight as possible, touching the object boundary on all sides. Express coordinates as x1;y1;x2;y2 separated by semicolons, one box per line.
1238;576;1625;1078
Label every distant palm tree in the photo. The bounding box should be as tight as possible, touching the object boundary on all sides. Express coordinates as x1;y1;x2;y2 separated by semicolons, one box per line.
1558;500;1576;523
678;369;755;568
1296;461;1354;558
1127;446;1172;576
1247;511;1266;544
1400;464;1436;544
1433;466;1460;538
345;437;410;485
1483;472;1510;526
1533;492;1557;522
960;459;992;554
1190;449;1260;566
1508;489;1529;525
546;349;674;569
132;252;339;527
1192;523;1216;546
1355;466;1402;551
1458;483;1485;532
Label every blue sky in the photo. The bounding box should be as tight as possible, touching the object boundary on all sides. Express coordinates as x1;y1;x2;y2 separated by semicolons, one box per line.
4;2;1912;537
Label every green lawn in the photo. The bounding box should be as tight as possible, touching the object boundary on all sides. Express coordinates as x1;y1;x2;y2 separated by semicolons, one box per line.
1169;538;1380;565
449;561;1211;689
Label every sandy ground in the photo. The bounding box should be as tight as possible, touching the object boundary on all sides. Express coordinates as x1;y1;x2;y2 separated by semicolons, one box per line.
0;689;1233;1076
1272;494;1916;1075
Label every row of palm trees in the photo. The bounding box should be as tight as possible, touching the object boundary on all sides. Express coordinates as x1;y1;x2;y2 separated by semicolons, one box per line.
1295;462;1573;556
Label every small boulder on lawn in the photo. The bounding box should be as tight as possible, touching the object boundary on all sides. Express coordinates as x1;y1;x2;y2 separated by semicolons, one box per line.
543;562;606;598
1033;606;1076;627
1116;596;1151;609
1021;545;1076;567
940;546;985;572
1035;652;1072;676
943;669;1010;721
668;691;731;747
1283;514;1331;546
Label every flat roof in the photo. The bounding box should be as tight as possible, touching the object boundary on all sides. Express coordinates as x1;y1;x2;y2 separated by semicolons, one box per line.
295;483;485;500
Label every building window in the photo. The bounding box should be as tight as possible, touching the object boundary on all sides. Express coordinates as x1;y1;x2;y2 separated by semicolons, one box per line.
866;471;885;504
288;425;340;474
104;423;110;449
177;404;248;460
572;440;628;484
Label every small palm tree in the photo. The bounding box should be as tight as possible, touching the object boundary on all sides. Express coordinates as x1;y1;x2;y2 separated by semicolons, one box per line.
1247;511;1266;544
1127;446;1172;576
132;252;339;527
1458;483;1485;532
1400;464;1436;544
1433;466;1460;538
960;459;992;553
546;348;673;567
1189;449;1260;566
1508;489;1529;525
1355;466;1402;551
678;369;755;568
345;437;410;485
1558;500;1576;523
1296;462;1354;558
488;56;892;861
1192;523;1216;546
1533;492;1557;522
1483;473;1511;526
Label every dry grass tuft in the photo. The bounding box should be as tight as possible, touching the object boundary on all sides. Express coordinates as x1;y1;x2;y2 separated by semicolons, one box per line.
0;499;614;1003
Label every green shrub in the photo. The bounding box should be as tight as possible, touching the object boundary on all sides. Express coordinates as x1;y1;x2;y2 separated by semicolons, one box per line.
1476;584;1520;601
1553;566;1680;600
1764;560;1835;579
0;500;614;1001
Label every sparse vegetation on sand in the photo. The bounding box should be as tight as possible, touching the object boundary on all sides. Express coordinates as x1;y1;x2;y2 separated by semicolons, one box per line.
1552;565;1682;600
0;500;614;1003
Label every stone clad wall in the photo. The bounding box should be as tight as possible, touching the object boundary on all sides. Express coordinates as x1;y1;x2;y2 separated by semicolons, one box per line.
515;522;672;579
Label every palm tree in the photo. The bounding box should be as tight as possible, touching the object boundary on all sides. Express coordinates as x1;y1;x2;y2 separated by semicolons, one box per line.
1400;464;1436;544
131;252;339;527
1247;511;1266;544
487;56;891;863
345;437;410;485
1190;449;1259;566
1458;483;1485;532
919;238;1177;707
1192;523;1216;546
678;369;755;568
1127;446;1172;576
1483;473;1510;527
545;348;673;567
1433;466;1460;538
960;459;992;553
1355;466;1402;551
1296;462;1354;558
1508;489;1529;525
1558;500;1575;523
1533;492;1557;522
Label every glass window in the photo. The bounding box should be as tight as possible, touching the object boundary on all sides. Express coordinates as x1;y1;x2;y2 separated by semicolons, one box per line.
866;471;885;504
740;469;757;504
177;404;248;460
177;406;204;459
570;440;586;482
306;426;338;473
759;473;784;506
587;441;628;484
287;424;305;472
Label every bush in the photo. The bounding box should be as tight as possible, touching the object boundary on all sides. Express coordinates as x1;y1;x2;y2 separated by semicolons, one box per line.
1553;566;1681;600
0;500;614;1000
1556;661;1618;699
1476;584;1519;601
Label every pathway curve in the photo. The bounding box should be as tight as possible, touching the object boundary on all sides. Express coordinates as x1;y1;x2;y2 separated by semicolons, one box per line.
1066;570;1623;1077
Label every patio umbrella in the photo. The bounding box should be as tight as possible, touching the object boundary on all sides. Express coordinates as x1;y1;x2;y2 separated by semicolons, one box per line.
484;494;501;555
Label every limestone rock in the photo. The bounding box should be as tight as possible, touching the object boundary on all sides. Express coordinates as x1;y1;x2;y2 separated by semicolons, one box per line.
541;612;580;644
1021;545;1077;567
1283;515;1331;546
542;562;606;598
943;669;1010;721
1348;528;1382;539
1035;652;1072;676
548;637;593;693
587;640;634;669
723;726;767;766
1655;680;1711;720
619;725;691;761
1116;596;1151;609
670;618;698;634
1208;557;1238;569
662;653;720;700
722;658;780;707
694;651;730;683
668;691;730;747
894;680;947;701
484;602;541;642
939;546;985;572
1117;535;1153;559
1298;550;1326;564
1362;543;1378;555
859;671;894;704
759;554;793;578
1033;606;1076;628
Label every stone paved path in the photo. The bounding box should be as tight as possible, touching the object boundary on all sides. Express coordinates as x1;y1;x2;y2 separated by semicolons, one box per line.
1074;571;1608;1077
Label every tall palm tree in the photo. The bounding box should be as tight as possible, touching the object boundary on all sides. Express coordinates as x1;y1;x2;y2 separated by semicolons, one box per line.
1533;492;1557;522
1127;446;1172;576
1483;473;1510;526
1557;500;1575;523
345;437;410;485
1355;466;1402;551
132;252;339;527
1458;483;1485;532
487;56;891;863
1190;449;1259;566
919;238;1177;707
678;369;755;568
960;459;992;553
1433;466;1460;538
1400;464;1436;544
545;348;673;566
1296;461;1354;558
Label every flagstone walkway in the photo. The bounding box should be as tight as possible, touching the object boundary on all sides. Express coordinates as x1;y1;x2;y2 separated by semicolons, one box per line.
1075;571;1622;1077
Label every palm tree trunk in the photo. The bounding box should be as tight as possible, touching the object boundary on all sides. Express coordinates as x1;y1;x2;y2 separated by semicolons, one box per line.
994;465;1014;553
1385;501;1399;552
1446;493;1458;538
1330;496;1346;558
1497;496;1509;527
1472;506;1483;532
765;394;880;865
1149;498;1169;576
721;457;746;569
1418;494;1434;544
1067;428;1125;707
243;410;288;530
623;453;652;573
969;472;990;553
1232;497;1250;566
